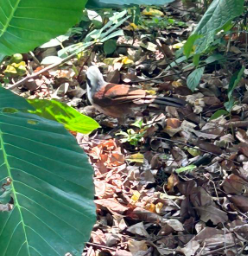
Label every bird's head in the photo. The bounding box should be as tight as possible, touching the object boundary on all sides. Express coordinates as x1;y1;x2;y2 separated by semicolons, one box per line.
86;66;107;91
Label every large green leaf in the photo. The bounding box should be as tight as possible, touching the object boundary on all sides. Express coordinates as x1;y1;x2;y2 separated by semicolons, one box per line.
0;86;33;110
0;88;96;256
185;0;244;54
187;67;205;91
227;66;245;100
27;99;100;134
87;0;175;8
225;66;245;112
0;0;87;55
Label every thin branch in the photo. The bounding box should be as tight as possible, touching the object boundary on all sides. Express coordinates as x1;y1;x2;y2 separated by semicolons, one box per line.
8;50;82;90
86;242;116;251
201;244;237;256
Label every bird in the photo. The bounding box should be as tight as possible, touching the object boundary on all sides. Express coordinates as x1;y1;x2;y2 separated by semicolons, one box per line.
86;66;185;124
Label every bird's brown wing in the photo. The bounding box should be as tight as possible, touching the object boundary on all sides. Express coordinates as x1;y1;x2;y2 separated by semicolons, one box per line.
92;83;147;107
92;83;185;108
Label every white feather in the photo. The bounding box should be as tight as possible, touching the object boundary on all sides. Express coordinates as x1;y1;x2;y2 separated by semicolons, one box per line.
86;66;108;104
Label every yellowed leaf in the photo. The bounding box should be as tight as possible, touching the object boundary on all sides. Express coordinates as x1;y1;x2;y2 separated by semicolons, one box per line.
126;152;144;164
130;191;141;204
172;41;186;49
121;56;134;65
142;8;164;17
145;203;156;212
155;202;164;214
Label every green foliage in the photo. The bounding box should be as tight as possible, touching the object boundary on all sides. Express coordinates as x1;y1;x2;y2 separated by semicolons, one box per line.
116;121;147;146
28;99;100;134
0;0;87;55
174;165;197;174
4;61;27;77
140;16;186;30
185;0;244;55
209;110;229;120
85;10;129;43
204;54;226;64
0;89;95;255
187;67;205;91
104;39;117;55
0;85;32;110
0;54;5;63
183;34;202;58
87;0;175;8
117;129;146;146
58;10;129;58
9;54;23;64
224;66;245;112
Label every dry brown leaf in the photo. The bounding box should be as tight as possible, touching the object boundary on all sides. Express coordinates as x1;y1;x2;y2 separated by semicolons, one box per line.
163;118;182;137
89;139;125;174
164;219;184;231
222;174;248;194
239;142;248;158
166;173;179;192
128;239;148;255
196;140;222;155
127;222;149;237
190;187;228;224
228;194;248;212
95;198;129;215
195;204;228;224
128;207;163;224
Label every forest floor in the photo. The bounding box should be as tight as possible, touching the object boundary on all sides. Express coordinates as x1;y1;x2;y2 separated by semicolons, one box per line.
6;1;248;255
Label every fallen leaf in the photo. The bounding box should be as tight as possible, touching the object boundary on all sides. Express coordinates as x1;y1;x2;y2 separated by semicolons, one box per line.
128;239;148;254
167;173;179;191
164;219;184;231
228;194;248;212
95;198;129;214
222;174;248;194
127;222;149;237
142;8;164;17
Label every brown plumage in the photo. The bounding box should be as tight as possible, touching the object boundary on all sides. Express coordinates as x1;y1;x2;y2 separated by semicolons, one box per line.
86;66;185;123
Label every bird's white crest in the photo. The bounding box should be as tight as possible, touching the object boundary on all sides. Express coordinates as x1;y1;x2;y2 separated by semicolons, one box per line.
86;66;107;104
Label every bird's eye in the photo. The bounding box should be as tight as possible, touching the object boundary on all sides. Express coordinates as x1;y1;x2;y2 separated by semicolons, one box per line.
86;77;92;88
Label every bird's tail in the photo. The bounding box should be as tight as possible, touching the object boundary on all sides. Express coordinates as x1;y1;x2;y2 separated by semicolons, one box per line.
151;96;186;108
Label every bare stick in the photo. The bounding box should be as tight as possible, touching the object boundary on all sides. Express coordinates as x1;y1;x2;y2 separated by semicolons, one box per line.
8;51;79;90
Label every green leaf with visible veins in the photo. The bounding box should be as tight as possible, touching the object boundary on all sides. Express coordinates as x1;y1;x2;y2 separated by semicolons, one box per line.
0;86;33;110
187;67;205;91
0;0;87;55
0;87;96;256
186;0;244;54
28;99;100;134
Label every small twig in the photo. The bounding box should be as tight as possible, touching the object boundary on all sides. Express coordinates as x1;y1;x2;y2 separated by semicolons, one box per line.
8;49;86;90
132;56;230;83
198;242;206;256
117;43;139;49
132;68;194;83
201;244;237;256
86;242;116;251
223;120;248;128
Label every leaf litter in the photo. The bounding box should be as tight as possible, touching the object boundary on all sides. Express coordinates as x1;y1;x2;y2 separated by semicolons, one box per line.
2;1;248;255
